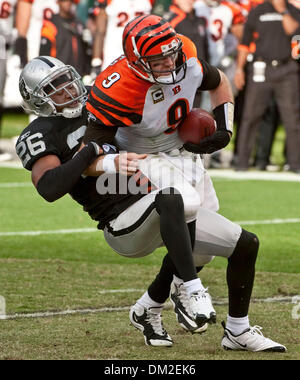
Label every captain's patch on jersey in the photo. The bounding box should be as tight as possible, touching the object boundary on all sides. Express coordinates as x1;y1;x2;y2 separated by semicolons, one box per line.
151;88;164;104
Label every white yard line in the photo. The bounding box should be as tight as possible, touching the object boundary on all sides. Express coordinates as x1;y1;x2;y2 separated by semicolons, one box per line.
0;295;296;321
1;218;300;237
0;228;98;237
208;169;300;182
0;182;31;188
235;218;300;226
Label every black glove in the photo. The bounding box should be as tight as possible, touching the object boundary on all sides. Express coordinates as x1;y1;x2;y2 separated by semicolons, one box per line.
184;130;231;154
184;102;234;154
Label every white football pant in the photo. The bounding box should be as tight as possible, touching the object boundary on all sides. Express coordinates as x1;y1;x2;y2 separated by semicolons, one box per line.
103;150;242;265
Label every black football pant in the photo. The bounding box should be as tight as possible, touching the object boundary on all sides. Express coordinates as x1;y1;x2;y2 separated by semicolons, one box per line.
237;60;300;171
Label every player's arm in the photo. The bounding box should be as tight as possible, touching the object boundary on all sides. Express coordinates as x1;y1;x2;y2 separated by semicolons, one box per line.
15;0;32;67
229;2;245;42
234;8;256;90
230;23;244;42
83;150;148;177
184;61;234;154
31;142;101;202
272;0;300;35
234;46;249;90
82;122;147;177
91;8;108;75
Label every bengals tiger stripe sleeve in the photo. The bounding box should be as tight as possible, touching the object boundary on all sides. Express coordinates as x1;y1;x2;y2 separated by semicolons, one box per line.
84;57;152;145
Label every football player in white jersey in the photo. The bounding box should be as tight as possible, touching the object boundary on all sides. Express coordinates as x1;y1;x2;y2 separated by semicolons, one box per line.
83;15;286;352
194;0;244;67
15;0;59;66
0;0;17;161
90;0;154;75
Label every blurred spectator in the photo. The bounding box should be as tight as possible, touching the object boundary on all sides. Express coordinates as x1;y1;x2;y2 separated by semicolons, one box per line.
39;0;91;77
233;0;281;171
76;0;95;24
152;0;172;15
194;0;244;68
164;0;209;106
0;0;17;162
194;0;245;168
90;0;154;78
234;0;300;173
164;0;209;61
15;0;58;67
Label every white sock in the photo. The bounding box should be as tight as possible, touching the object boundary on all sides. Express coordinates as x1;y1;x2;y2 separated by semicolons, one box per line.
137;291;163;309
226;315;250;336
183;278;205;297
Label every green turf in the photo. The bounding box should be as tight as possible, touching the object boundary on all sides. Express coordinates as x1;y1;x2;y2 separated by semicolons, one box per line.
0;303;299;360
1;112;29;139
0;167;300;360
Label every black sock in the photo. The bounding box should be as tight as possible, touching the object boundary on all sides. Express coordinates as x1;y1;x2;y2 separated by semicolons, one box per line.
148;253;179;304
155;189;198;283
227;229;259;317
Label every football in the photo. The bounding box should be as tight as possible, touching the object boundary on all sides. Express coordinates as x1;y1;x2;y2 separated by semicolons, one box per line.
178;108;216;144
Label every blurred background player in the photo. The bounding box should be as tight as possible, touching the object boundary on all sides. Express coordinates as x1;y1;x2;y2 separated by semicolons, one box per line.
0;0;17;161
194;0;244;69
39;0;92;78
234;0;300;172
164;0;209;107
90;0;154;78
193;0;245;168
152;0;172;16
232;0;282;171
15;0;59;67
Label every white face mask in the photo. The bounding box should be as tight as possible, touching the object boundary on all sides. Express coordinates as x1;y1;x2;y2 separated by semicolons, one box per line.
155;73;177;85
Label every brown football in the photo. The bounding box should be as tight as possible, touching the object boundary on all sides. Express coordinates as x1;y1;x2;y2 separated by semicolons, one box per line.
178;108;216;144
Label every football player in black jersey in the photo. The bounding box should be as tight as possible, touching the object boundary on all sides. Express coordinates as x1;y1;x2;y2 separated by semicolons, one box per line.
16;56;147;227
16;54;286;352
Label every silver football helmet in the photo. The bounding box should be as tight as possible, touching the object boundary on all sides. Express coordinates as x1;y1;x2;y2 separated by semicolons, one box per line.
19;56;87;118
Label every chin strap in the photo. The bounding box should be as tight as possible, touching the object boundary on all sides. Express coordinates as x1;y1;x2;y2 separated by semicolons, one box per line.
62;103;83;119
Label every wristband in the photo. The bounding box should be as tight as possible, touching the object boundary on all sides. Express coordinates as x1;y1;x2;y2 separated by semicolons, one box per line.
213;102;234;135
102;154;118;173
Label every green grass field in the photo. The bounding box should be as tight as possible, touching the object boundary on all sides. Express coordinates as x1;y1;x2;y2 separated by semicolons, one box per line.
0;166;299;361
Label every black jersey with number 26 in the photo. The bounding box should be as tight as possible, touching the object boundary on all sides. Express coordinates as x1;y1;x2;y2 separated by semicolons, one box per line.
15;109;143;229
